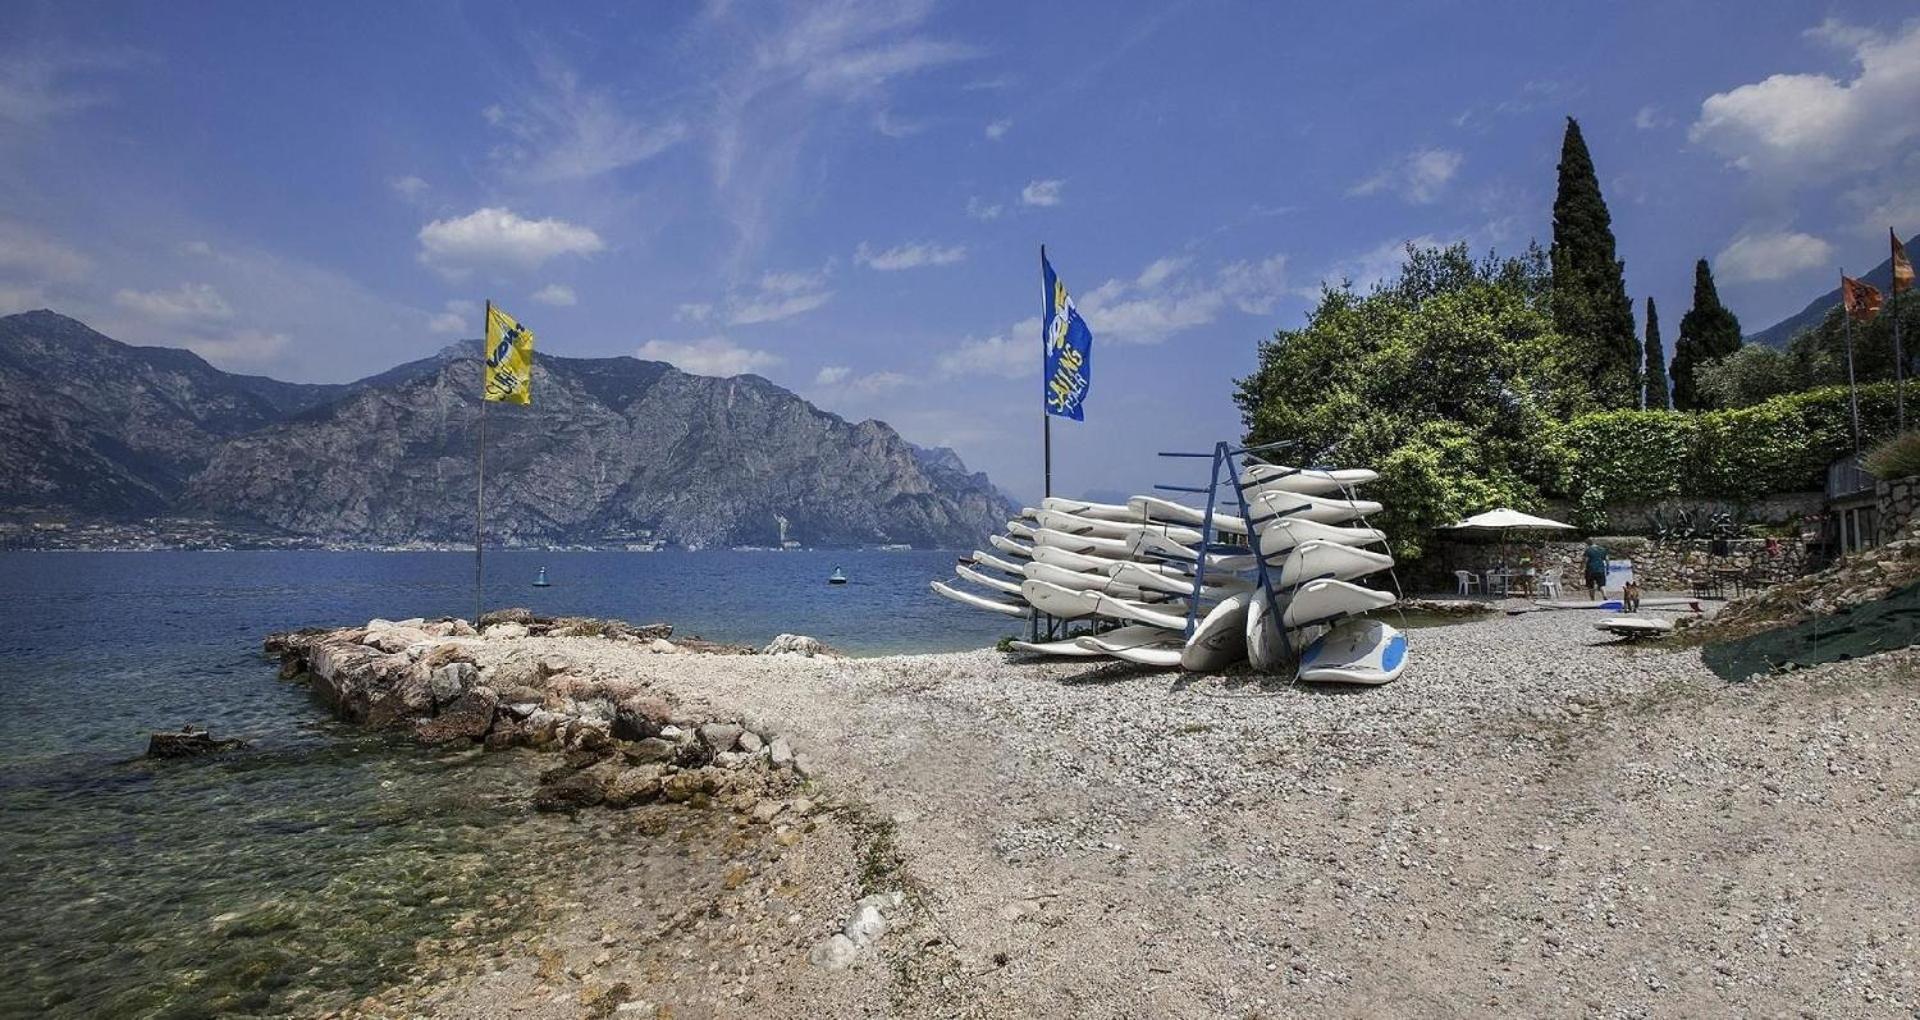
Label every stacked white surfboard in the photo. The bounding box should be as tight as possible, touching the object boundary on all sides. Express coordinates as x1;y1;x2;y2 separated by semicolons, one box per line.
930;462;1409;683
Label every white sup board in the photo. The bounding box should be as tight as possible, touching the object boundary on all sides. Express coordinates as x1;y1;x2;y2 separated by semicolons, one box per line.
1255;518;1388;559
1041;497;1141;522
1297;618;1406;685
1268;540;1395;589
1008;636;1107;656
1181;591;1252;672
1022;561;1160;601
1110;561;1254;597
1031;527;1135;559
1130;531;1257;572
1594;616;1675;638
1030;544;1118;574
1282;579;1395;628
970;550;1027;576
1019;580;1189;630
1077;623;1185;653
1007;520;1038;540
956;562;1022;596
988;534;1034;558
1126;496;1250;535
1103;642;1186;667
1248;489;1384;525
1034;509;1205;546
1241;464;1380;496
930;580;1030;617
1246;587;1284;672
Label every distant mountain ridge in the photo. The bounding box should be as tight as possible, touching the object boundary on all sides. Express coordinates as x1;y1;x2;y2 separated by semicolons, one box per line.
1747;233;1920;348
0;310;1014;548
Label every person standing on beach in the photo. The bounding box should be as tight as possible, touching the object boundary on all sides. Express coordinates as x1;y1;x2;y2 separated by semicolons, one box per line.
1583;540;1608;599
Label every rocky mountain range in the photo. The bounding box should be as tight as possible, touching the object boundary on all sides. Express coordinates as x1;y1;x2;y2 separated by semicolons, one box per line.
0;310;1014;548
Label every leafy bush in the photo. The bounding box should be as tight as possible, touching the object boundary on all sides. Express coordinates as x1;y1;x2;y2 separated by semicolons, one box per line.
1865;431;1920;481
1557;383;1900;504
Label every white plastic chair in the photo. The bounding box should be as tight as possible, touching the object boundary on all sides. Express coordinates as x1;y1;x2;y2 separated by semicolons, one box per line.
1538;574;1561;599
1454;569;1481;596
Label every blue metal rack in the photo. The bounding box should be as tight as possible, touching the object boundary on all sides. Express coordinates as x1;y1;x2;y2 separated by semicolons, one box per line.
1153;440;1296;654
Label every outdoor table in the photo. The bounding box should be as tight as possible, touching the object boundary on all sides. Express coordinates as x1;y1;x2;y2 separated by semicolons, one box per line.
1484;570;1534;598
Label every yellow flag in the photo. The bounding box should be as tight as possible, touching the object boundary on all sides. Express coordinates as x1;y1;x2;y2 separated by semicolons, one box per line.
483;304;534;404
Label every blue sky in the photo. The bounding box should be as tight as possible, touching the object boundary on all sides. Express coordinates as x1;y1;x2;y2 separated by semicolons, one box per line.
3;2;1918;502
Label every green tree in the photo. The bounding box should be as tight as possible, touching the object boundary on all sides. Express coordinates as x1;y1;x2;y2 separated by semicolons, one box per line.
1549;117;1640;410
1693;345;1798;408
1642;296;1670;409
1671;258;1743;409
1235;243;1575;558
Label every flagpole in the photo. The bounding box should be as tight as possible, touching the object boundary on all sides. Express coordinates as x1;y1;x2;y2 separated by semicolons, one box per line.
1040;244;1052;500
475;299;489;626
1843;271;1861;455
1894;235;1907;432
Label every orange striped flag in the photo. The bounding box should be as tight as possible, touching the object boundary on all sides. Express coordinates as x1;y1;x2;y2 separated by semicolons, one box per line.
1894;229;1913;295
1843;275;1883;322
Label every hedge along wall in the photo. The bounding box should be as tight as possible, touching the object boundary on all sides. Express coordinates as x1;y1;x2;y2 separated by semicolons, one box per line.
1554;383;1901;522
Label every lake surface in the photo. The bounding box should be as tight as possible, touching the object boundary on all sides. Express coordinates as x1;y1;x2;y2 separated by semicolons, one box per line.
0;549;1003;1018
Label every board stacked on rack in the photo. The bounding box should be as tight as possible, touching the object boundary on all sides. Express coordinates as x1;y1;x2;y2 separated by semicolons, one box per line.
928;449;1409;684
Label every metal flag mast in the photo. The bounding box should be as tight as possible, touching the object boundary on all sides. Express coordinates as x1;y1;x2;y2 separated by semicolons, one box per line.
1894;231;1908;433
475;298;490;625
1040;243;1052;500
1842;270;1862;455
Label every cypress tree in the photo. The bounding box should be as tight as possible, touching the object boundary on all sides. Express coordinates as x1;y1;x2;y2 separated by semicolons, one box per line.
1643;296;1670;409
1671;258;1744;409
1550;117;1640;410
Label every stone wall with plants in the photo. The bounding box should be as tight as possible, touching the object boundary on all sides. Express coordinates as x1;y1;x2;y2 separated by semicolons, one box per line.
1879;476;1920;545
1413;536;1809;593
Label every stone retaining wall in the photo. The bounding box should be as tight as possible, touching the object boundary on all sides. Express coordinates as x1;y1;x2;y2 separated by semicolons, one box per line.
1538;492;1824;534
1878;476;1920;545
1412;537;1809;594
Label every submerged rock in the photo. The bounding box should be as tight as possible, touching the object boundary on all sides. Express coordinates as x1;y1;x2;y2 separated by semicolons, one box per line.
147;726;247;758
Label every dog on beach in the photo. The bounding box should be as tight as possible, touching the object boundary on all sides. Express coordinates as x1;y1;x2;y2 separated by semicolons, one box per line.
1622;580;1642;612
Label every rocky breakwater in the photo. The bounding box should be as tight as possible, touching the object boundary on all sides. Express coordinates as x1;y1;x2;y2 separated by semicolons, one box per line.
264;609;810;818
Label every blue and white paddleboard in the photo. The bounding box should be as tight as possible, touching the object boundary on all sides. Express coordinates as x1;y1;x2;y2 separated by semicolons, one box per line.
1298;618;1407;685
1594;615;1674;639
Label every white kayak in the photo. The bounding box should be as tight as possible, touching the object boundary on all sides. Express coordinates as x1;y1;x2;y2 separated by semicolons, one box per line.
1248;489;1384;525
970;550;1027;576
1019;580;1189;630
1283;579;1395;628
1130;530;1258;572
1023;561;1160;601
1181;591;1251;672
1241;464;1380;496
1246;587;1284;672
1268;540;1395;589
1110;560;1254;597
1034;508;1205;546
930;580;1029;617
988;534;1034;558
1041;497;1140;522
1594;616;1675;638
1030;544;1118;574
1126;496;1250;535
1255;518;1388;558
1297;618;1406;684
956;562;1022;596
1031;527;1135;558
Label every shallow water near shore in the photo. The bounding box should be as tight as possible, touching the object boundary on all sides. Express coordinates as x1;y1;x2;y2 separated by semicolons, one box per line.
0;548;1002;1018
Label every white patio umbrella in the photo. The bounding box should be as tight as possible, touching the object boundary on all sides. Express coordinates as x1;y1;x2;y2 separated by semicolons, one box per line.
1446;508;1576;587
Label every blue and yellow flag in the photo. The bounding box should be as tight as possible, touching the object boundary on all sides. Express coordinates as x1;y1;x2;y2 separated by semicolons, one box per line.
1041;250;1093;420
483;304;535;404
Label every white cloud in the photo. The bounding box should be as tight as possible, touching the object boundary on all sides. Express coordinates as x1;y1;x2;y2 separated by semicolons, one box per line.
1064;253;1291;345
1348;147;1463;204
0;283;49;314
985;117;1012;140
112;282;234;325
854;240;966;271
725;265;834;325
427;300;477;335
676;302;715;323
0;221;92;281
1714;230;1835;283
486;60;687;183
1315;235;1444;293
1632;105;1670;131
800;37;978;94
813;365;907;393
815;365;852;385
416;207;604;276
1690;20;1920;185
178;240;214;257
872;108;922;138
0;49;141;129
388;175;428;199
966;196;1003;221
182;329;290;368
636;336;782;377
531;283;577;306
937;330;1032;379
1021;178;1064;207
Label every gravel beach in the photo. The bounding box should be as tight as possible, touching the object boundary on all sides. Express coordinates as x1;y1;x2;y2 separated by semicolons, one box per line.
356;606;1920;1018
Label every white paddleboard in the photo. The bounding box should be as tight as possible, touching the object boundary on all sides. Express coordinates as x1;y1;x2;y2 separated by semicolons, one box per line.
1008;636;1107;656
1041;497;1141;522
1297;618;1406;684
1241;464;1380;496
988;534;1034;558
1103;642;1186;667
1007;520;1038;539
1032;527;1135;558
1268;540;1395;589
1077;623;1185;653
1019;580;1189;629
1255;518;1388;558
1030;544;1118;574
1130;531;1257;572
1248;489;1384;525
1594;616;1675;638
1034;509;1205;546
930;580;1030;617
1023;561;1160;601
1110;560;1254;597
956;562;1022;596
1246;587;1284;672
970;550;1027;576
1282;579;1395;628
1126;496;1250;535
1181;591;1252;672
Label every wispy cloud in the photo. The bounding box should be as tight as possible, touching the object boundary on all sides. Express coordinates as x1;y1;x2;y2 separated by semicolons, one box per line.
0;220;92;281
1021;178;1064;206
388;175;428;200
1348;148;1462;204
1714;230;1835;283
1073;253;1291;345
854;240;965;271
872;108;923;138
112;282;234;324
416;208;604;277
1632;105;1671;131
725;265;835;325
937;329;1032;379
965;196;1003;221
427;299;476;335
636;335;782;377
0;48;144;129
812;365;907;393
984;117;1011;140
531;283;577;306
485;57;687;183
